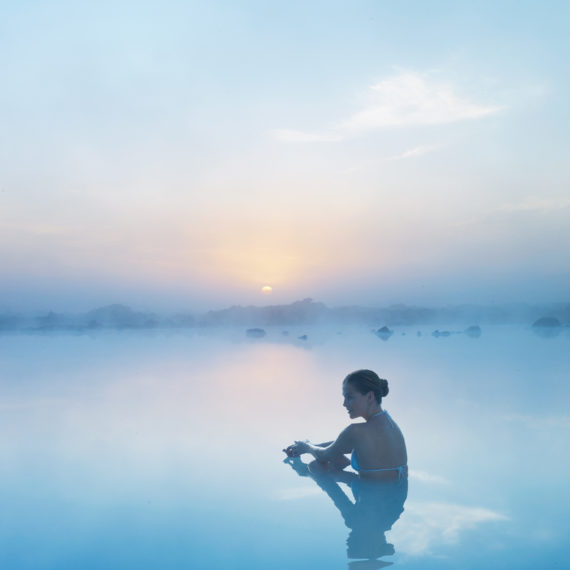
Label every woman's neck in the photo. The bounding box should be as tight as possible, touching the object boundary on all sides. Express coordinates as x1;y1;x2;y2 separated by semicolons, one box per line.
365;408;384;421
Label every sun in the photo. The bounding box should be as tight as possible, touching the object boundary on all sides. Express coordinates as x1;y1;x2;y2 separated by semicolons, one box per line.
261;285;273;295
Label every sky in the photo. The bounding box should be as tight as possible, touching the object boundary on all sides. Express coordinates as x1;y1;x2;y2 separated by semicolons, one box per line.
1;0;569;312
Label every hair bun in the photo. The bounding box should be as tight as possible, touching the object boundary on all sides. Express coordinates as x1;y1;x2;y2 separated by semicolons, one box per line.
343;369;390;403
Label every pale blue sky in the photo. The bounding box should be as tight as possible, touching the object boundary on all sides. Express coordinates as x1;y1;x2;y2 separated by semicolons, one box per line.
1;1;569;311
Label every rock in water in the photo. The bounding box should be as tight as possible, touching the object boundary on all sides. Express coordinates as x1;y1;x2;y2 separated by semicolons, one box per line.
432;330;451;338
532;317;562;338
246;328;266;338
375;326;393;340
465;325;482;338
532;317;561;328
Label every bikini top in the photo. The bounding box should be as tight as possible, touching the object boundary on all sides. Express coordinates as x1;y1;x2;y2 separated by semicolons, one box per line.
350;410;408;479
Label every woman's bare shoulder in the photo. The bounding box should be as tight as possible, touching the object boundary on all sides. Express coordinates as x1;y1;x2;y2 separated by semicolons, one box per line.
347;422;366;434
338;422;362;441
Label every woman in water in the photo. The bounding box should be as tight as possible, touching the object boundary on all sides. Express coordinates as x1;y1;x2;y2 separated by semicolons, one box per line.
283;369;407;480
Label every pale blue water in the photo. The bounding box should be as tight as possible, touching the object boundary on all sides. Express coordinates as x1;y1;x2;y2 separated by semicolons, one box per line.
1;325;569;569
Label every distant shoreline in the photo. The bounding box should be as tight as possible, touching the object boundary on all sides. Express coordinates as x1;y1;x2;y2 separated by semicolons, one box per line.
1;298;568;332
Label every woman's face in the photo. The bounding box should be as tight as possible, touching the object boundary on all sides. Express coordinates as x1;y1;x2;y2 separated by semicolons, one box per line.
343;382;370;419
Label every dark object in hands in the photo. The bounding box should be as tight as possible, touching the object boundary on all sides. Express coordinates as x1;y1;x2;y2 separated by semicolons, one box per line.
283;446;297;457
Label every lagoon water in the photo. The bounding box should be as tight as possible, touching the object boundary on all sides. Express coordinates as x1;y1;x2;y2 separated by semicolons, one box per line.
1;325;569;569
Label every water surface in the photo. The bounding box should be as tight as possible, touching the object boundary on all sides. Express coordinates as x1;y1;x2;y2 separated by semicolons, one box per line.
1;325;568;569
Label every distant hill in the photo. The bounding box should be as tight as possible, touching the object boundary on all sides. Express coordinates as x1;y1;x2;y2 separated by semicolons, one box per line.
84;304;158;328
199;298;329;326
0;299;569;331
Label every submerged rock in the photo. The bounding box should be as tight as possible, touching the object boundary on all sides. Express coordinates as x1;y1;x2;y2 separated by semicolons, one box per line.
246;328;266;338
375;326;393;340
297;334;308;341
533;327;562;339
432;330;451;338
532;316;561;328
464;325;482;338
532;317;562;338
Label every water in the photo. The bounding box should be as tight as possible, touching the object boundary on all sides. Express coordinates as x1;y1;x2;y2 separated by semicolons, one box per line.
1;325;569;569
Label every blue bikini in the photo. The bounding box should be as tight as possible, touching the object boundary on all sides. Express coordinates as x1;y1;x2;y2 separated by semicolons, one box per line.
350;410;408;479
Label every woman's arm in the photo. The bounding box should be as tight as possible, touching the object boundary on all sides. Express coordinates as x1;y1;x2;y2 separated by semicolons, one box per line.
291;425;356;462
284;441;334;457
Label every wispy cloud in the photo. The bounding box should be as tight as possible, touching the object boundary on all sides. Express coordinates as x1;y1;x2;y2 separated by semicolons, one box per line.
390;501;509;556
272;129;342;143
274;71;503;144
385;144;439;161
336;144;439;175
496;196;570;213
342;71;502;132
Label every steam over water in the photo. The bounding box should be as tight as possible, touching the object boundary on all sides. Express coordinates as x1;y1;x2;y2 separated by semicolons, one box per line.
1;325;569;569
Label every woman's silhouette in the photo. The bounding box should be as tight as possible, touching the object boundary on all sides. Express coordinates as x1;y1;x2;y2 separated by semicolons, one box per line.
283;370;408;567
284;370;407;481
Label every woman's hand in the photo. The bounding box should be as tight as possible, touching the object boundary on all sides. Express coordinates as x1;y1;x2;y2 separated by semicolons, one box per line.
293;440;311;455
282;440;310;457
283;445;297;457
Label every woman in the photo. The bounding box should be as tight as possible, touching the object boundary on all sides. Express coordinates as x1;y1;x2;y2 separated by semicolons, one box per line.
283;369;407;480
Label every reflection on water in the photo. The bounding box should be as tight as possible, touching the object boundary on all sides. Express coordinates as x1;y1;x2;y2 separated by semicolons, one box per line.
284;457;407;568
531;325;564;338
345;479;406;567
0;326;569;568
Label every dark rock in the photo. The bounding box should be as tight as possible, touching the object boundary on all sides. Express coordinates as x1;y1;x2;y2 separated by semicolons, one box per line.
464;325;482;338
532;316;561;328
375;326;393;340
432;330;451;338
298;334;308;341
532;317;562;338
246;328;266;338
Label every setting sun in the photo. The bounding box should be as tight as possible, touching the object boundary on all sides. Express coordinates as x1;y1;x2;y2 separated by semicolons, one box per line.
261;285;273;295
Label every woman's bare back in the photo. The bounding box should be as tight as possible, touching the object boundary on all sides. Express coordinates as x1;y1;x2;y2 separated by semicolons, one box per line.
352;411;407;477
